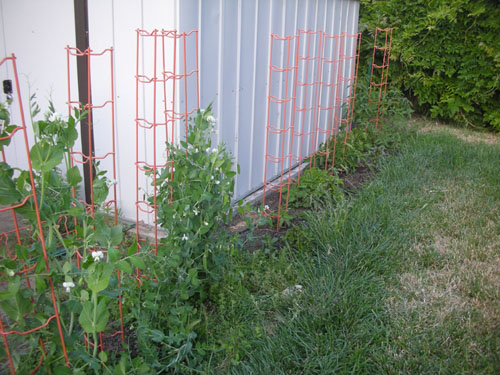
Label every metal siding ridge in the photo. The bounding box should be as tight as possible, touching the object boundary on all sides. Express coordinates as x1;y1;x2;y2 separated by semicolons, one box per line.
248;0;260;194
197;0;202;98
234;0;242;194
216;0;223;145
275;0;286;177
261;0;273;183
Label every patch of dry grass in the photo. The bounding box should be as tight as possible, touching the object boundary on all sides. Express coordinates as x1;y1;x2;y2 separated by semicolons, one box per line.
384;121;500;374
416;120;500;146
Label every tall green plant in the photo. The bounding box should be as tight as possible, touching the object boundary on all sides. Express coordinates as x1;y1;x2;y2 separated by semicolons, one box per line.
0;98;135;373
123;106;239;372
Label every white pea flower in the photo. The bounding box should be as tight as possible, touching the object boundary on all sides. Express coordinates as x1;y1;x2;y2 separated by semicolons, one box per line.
7;270;15;277
207;115;216;124
215;180;220;185
204;222;209;226
49;112;62;122
195;148;199;152
211;176;214;180
193;209;199;216
182;234;188;241
200;108;205;114
63;281;75;293
92;251;104;262
264;205;270;210
212;148;218;153
206;147;211;153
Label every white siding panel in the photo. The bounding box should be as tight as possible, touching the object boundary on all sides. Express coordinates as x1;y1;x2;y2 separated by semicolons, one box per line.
0;0;360;222
0;0;77;171
180;0;360;201
87;0;177;222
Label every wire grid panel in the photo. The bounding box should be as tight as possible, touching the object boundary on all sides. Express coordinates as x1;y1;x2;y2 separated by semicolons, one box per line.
338;32;362;152
66;46;119;222
262;30;362;231
368;27;393;130
292;29;323;183
311;32;343;170
0;54;69;374
135;29;199;259
66;46;124;349
262;33;300;231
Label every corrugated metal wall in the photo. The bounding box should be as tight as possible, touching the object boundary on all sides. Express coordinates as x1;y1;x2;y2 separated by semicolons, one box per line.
0;0;360;222
179;0;360;201
0;0;78;172
86;0;179;223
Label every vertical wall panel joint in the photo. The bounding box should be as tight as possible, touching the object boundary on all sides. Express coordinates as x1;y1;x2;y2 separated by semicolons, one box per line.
74;0;94;203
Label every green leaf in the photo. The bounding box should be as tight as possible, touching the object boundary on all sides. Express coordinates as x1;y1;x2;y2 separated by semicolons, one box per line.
148;329;165;343
62;261;72;274
0;276;20;301
30;142;64;172
35;259;46;274
0;300;18;321
15;244;28;261
167;254;182;268
64;299;83;313
108;248;119;263
0;175;21;205
92;177;109;205
116;260;132;274
129;256;146;270
87;263;114;293
99;350;108;363
110;225;123;247
35;276;47;292
54;366;73;375
67;206;84;217
15;170;30;193
78;298;110;333
67;166;82;187
59;123;78;148
127;241;138;256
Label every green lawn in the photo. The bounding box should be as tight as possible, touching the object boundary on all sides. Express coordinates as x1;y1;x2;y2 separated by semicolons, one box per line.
207;119;500;374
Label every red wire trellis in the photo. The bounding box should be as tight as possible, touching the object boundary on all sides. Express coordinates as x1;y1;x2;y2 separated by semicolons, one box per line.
339;32;361;155
134;29;199;269
262;30;361;231
262;33;300;231
293;29;323;183
66;46;124;350
0;54;69;374
368;27;393;130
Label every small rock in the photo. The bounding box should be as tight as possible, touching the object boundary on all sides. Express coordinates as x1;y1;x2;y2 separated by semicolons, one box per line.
281;284;303;296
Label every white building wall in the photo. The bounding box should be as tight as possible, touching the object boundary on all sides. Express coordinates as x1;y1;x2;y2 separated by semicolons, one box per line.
0;0;360;222
86;0;178;222
0;0;78;170
179;0;360;201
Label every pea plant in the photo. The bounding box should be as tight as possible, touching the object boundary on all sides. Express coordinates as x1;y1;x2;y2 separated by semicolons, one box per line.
285;168;344;209
0;97;137;374
121;106;239;372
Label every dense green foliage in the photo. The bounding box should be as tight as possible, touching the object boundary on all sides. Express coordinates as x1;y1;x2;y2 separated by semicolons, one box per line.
0;99;138;374
121;107;240;372
359;0;500;131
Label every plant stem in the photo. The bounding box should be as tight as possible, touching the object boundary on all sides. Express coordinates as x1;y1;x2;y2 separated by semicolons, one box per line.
92;292;98;358
68;311;74;336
